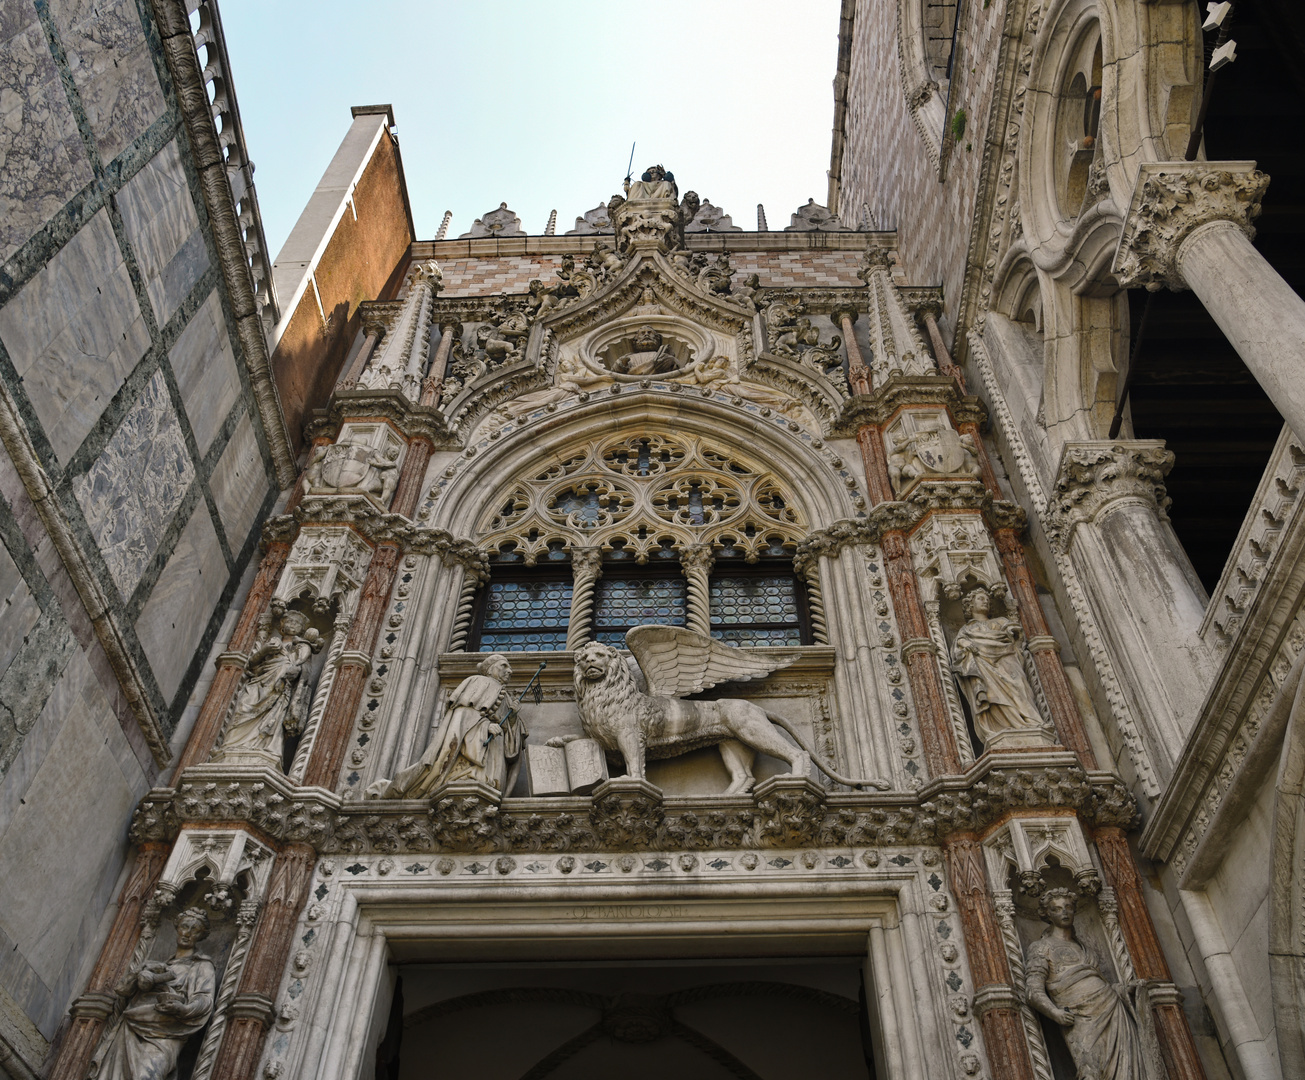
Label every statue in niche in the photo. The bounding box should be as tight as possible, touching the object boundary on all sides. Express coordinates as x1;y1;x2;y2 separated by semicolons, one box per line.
627;164;677;201
606;327;683;376
951;587;1047;748
1026;888;1145;1080
305;437;401;505
90;908;216;1080
218;609;323;765
366;654;527;798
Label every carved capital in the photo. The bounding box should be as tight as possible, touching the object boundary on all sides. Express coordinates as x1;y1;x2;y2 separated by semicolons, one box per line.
571;546;604;576
679;543;715;575
1047;440;1174;549
1113;161;1269;290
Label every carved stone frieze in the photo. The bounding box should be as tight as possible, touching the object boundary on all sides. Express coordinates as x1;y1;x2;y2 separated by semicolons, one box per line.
1046;441;1174;551
831;375;987;436
307;390;456;448
1112;161;1269;291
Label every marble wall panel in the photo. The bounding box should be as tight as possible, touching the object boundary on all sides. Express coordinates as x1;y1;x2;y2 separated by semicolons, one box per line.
117;139;209;325
0;0;95;265
0;539;40;676
169;290;240;455
135;503;226;703
47;0;165;165
73;369;194;598
0;648;138;997
209;410;270;556
0;209;150;463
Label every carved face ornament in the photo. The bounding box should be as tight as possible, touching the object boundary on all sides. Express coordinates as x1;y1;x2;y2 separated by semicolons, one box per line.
575;642;615;680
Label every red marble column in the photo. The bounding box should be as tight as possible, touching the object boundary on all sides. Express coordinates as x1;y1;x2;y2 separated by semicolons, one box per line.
173;542;292;775
209;843;317;1080
301;542;401;790
834;308;872;396
944;835;1036;1080
1094;828;1208;1080
856;426;895;506
47;843;170;1080
921;305;966;388
390;439;431;518
992;529;1098;769
883;531;964;775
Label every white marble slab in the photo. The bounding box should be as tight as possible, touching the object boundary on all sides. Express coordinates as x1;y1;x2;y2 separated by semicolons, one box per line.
209;411;271;556
135;502;226;702
0;210;150;463
0;541;40;677
73;369;194;597
169;291;240;455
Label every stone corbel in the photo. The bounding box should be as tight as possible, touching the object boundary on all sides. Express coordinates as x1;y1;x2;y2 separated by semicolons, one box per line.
1046;440;1174;551
1112;161;1269;291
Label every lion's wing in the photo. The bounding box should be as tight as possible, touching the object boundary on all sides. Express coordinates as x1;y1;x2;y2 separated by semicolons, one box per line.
624;625;796;698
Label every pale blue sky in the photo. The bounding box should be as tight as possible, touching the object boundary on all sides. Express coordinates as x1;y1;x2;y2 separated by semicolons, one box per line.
220;1;844;255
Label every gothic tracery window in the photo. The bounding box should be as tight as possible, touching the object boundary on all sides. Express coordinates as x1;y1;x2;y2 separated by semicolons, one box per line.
466;433;816;651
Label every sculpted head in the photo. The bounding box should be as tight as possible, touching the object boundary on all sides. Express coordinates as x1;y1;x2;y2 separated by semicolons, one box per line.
1038;887;1079;929
279;610;309;638
962;587;992;619
574;640;620;682
477;654;512;684
175;907;211;947
632;326;663;352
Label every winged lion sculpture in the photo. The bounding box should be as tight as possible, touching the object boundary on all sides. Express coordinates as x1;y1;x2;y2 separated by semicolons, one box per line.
554;625;890;794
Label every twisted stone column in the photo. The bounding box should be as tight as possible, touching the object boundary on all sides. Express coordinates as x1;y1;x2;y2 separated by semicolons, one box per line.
1094;827;1208;1080
567;547;604;651
48;844;170;1080
301;543;401;790
420;319;462;407
172;542;291;775
943;836;1037;1080
448;568;485;652
680;544;715;638
832;306;871;395
209;844;317;1080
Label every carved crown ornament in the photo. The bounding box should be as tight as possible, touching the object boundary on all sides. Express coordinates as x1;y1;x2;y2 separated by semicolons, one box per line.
128;758;1135;855
1112;160;1269;291
1045;440;1174;551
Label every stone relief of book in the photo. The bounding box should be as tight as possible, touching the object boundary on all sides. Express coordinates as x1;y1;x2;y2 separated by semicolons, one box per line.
524;738;609;796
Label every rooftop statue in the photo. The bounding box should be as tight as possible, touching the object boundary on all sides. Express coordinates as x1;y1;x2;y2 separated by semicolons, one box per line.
561;626;890;794
626;164;678;201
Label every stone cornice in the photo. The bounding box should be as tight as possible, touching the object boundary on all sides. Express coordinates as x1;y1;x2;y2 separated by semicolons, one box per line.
129;757;1134;855
830;375;987;435
1112;161;1269;290
409;232;896;261
1046;440;1173;551
304;390;457;447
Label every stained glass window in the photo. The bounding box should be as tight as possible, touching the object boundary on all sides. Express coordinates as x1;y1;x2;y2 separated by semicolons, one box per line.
472;576;572;652
709;563;808;646
593;571;687;644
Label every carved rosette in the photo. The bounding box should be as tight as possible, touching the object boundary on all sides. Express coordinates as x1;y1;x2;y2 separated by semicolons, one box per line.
1046;441;1174;551
1112;161;1269;291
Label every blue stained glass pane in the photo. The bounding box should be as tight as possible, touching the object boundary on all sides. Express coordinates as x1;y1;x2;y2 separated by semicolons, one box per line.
712;627;803;646
483;580;573;629
593;576;686;630
478;631;569;652
709;576;800;624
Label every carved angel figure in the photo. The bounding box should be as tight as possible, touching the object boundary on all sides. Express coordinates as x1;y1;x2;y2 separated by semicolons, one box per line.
367;654;527;798
90;908;215;1080
560;626;888;794
217;610;322;766
1026;889;1145;1080
951;587;1047;748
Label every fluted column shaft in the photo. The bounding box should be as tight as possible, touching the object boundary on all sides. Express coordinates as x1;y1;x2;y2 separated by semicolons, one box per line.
173;542;291;774
943;835;1037;1080
567;548;603;651
1094;827;1208;1080
48;844;170;1080
209;843;317;1080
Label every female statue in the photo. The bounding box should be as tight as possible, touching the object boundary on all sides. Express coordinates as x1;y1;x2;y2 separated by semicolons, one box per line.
217;609;322;766
1026;888;1145;1080
951;587;1048;748
90;908;216;1080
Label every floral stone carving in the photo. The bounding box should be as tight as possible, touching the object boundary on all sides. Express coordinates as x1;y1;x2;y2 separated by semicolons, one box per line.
1112;160;1268;291
1047;441;1174;550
